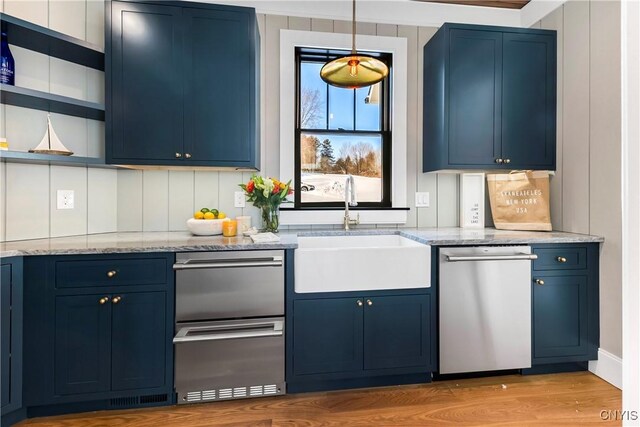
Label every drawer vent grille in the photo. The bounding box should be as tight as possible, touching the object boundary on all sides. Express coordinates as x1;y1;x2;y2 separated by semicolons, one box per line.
183;384;281;403
110;394;169;407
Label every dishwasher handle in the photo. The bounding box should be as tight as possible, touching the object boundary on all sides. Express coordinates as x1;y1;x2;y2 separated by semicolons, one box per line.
446;254;538;262
173;320;283;343
173;256;283;270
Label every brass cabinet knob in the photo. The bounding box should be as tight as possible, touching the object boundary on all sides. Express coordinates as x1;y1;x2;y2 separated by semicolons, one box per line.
557;256;567;263
99;296;110;305
504;158;511;164
535;279;545;285
107;270;117;278
495;158;504;164
185;153;192;159
112;296;122;304
175;152;182;158
366;299;373;306
356;300;363;307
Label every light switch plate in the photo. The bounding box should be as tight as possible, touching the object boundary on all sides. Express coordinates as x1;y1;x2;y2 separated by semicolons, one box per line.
415;192;430;208
57;190;74;209
234;191;246;208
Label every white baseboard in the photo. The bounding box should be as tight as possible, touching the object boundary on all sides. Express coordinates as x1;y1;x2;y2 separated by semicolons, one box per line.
589;349;622;389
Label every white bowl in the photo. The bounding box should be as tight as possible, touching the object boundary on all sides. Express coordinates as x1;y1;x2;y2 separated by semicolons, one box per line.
186;218;230;236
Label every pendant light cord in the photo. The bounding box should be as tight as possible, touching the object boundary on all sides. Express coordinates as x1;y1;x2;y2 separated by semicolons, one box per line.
351;0;356;54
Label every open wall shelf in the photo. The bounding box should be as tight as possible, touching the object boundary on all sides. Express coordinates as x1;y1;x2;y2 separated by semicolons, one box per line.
0;12;104;71
0;151;118;169
1;84;105;121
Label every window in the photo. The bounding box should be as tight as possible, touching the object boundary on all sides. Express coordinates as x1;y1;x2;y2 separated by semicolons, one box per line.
294;48;392;208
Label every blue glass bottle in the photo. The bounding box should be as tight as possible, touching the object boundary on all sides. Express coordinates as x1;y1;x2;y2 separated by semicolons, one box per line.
0;30;15;85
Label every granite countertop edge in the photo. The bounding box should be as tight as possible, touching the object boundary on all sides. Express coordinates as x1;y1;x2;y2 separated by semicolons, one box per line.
0;228;604;258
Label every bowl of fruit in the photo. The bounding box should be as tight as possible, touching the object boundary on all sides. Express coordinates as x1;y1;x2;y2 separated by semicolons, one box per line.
187;208;229;236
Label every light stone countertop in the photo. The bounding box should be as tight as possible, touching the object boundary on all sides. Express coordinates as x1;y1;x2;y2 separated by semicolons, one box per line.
0;228;603;258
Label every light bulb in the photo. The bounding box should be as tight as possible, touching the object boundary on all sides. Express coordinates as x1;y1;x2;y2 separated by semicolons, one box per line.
348;58;359;77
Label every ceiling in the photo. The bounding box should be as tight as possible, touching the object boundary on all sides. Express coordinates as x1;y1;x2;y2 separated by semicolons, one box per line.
416;0;531;9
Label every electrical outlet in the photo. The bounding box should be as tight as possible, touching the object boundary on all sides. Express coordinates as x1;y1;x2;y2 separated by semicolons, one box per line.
415;192;430;208
57;190;74;210
234;191;246;208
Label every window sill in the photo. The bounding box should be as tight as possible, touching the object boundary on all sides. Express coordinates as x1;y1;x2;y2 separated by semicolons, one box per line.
280;207;408;226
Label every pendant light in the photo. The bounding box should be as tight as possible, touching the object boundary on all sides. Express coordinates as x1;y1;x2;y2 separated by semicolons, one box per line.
320;0;389;89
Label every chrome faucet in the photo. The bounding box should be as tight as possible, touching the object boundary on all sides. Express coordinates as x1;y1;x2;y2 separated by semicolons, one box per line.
344;175;360;230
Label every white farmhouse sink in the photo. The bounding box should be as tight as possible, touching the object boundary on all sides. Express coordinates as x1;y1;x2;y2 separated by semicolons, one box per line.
295;235;431;293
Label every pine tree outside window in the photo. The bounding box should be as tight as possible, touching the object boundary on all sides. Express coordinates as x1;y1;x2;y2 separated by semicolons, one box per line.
294;47;392;208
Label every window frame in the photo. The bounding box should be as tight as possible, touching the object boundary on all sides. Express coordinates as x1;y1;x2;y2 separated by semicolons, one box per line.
278;30;408;226
294;48;393;209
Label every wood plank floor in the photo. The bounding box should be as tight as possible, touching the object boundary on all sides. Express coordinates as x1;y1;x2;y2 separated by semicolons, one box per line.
18;372;621;426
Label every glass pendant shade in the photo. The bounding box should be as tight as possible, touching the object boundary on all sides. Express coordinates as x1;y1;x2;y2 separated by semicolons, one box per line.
320;54;388;89
320;0;389;89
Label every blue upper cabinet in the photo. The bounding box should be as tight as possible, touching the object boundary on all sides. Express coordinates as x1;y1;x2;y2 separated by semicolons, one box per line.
423;24;556;172
106;1;260;168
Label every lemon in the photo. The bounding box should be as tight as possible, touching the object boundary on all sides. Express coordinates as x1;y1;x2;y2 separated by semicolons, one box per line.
217;212;226;219
194;211;205;219
200;208;210;213
203;212;215;220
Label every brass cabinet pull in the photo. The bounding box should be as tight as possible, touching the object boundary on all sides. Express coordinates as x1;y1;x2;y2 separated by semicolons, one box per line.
495;158;503;164
556;256;567;263
112;296;122;304
107;270;117;278
175;152;182;158
185;153;192;159
535;279;545;286
366;299;373;306
99;296;110;305
356;300;363;307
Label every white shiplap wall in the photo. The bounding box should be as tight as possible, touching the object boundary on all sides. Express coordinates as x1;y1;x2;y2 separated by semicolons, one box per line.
0;0;117;242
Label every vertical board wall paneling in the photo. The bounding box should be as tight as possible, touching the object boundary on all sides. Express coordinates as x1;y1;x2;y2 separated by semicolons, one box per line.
5;163;50;241
264;15;289;178
311;18;333;33
142;171;169;232
168;171;195;231
49;166;88;238
561;0;590;234
193;171;220;213
541;6;564;231
588;0;622;358
88;168;118;234
417;26;439;228
398;25;419;229
117;170;143;232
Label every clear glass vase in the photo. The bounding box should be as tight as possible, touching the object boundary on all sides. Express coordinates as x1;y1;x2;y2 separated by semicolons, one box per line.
261;205;280;233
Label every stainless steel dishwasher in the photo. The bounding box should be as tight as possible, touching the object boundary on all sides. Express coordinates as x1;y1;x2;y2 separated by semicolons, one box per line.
438;246;537;374
173;250;285;404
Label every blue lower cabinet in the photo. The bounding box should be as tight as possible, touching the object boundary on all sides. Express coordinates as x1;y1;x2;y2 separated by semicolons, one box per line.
54;295;112;396
292;298;363;376
363;295;431;371
532;275;588;359
289;292;433;392
529;244;599;368
111;292;167;391
23;253;175;420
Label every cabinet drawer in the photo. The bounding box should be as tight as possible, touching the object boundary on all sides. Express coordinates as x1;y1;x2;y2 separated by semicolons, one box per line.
55;258;168;288
533;247;587;271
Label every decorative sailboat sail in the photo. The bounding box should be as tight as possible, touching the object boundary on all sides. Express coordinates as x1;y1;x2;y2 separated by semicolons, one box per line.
29;114;73;156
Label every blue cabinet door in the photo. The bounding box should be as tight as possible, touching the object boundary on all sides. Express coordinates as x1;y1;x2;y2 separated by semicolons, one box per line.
54;295;112;395
448;29;503;167
108;2;183;163
1;265;10;409
502;32;556;169
532;275;588;359
182;7;256;167
111;292;167;391
363;295;431;370
292;298;363;376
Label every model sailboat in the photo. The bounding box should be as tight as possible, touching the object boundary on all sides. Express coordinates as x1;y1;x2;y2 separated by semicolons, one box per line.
29;115;73;156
